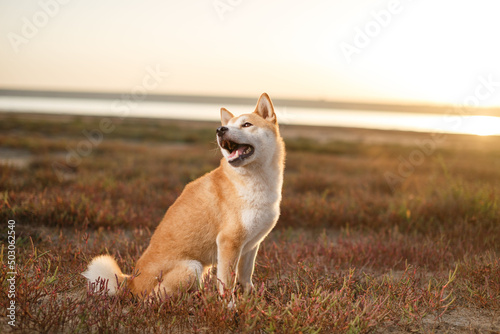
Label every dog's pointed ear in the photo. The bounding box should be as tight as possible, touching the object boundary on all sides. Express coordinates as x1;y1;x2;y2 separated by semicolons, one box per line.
254;93;276;124
220;108;234;126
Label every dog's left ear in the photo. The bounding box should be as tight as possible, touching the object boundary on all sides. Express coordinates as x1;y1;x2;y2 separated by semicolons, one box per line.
254;93;276;124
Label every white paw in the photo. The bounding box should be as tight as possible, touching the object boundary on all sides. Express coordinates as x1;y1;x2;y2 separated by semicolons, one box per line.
227;300;237;309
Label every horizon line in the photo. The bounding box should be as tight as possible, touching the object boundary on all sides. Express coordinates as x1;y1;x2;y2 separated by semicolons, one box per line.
1;88;499;116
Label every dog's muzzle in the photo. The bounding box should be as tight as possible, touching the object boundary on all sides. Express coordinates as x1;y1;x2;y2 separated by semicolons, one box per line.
216;126;255;166
216;126;228;137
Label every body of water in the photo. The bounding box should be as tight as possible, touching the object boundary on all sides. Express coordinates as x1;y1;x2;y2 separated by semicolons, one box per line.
1;96;500;136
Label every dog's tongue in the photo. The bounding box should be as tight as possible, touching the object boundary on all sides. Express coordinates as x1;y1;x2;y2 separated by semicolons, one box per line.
228;145;246;160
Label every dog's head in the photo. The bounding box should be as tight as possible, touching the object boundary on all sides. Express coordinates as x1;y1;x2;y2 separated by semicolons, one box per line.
216;93;281;168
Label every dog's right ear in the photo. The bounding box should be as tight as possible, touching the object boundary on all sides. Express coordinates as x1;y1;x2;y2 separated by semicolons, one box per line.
220;108;234;126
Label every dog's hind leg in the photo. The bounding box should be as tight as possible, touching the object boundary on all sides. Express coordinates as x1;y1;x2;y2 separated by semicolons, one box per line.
152;260;204;297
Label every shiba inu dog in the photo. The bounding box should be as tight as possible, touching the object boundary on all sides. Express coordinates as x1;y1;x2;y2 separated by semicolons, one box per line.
83;93;285;297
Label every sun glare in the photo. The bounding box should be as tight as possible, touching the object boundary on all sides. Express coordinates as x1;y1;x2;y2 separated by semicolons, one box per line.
461;116;500;136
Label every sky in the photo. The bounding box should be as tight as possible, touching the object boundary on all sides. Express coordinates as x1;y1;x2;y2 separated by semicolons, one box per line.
1;0;500;106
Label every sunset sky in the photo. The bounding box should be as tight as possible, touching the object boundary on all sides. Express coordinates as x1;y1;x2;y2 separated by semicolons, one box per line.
1;0;500;106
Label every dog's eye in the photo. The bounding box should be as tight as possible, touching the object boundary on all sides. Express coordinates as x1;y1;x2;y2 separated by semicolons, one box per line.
242;122;253;128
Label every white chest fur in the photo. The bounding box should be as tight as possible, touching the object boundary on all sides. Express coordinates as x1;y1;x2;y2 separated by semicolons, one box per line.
235;170;282;253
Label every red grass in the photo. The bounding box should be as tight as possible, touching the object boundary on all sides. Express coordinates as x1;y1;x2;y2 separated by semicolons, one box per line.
1;114;499;332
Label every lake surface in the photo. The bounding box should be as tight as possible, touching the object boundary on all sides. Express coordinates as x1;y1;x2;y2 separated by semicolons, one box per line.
1;95;499;136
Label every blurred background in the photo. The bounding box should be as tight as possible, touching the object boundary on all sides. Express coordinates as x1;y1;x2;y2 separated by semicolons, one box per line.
1;0;500;135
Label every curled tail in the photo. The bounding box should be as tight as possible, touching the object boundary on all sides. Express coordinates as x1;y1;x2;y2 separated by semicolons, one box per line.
82;255;130;295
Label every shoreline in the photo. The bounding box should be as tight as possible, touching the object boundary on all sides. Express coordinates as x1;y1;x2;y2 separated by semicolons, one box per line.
4;88;500;116
2;111;499;151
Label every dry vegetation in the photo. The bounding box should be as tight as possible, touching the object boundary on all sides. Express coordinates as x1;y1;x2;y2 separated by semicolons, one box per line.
0;112;499;333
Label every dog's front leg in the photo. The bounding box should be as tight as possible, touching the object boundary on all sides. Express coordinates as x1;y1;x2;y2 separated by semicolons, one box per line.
237;245;259;293
216;234;242;295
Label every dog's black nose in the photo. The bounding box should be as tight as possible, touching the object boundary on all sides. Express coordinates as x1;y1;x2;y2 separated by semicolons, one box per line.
216;126;228;136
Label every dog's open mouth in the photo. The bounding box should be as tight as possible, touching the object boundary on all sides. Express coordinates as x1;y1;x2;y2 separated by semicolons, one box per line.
220;140;254;164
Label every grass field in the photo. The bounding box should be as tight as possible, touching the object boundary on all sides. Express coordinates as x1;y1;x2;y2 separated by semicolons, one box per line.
1;112;499;333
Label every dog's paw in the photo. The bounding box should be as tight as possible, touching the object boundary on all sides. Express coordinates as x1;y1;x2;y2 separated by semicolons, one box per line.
227;300;237;309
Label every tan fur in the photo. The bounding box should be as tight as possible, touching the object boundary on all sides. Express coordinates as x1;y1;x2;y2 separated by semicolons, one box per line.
83;93;285;298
